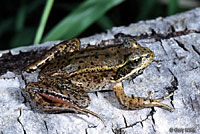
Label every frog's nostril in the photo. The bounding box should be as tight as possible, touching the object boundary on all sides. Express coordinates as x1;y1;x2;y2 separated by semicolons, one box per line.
145;54;151;58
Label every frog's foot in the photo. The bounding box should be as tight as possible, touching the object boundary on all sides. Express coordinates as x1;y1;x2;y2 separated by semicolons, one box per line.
113;83;173;112
26;82;104;124
26;38;80;73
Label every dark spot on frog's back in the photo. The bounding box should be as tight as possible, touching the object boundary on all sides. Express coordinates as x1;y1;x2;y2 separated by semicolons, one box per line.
79;60;84;63
93;75;98;79
90;62;94;65
136;47;143;53
59;45;64;49
105;54;110;57
95;55;98;59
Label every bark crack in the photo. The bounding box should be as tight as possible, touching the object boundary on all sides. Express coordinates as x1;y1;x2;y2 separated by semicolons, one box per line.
174;39;189;52
17;108;26;134
160;41;168;56
189;96;195;111
85;125;97;134
21;91;27;104
192;45;200;56
114;29;200;42
112;109;156;133
43;120;49;134
85;129;88;134
165;69;179;108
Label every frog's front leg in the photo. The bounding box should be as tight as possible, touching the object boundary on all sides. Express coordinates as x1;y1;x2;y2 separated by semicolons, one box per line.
113;83;173;112
26;82;104;123
26;38;80;73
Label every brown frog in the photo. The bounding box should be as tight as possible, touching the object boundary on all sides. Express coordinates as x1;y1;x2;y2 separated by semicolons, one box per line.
25;38;173;123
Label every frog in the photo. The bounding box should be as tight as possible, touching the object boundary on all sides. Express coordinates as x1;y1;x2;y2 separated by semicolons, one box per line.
25;38;173;123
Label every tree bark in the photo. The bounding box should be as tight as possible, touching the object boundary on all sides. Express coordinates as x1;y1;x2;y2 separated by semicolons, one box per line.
0;8;200;134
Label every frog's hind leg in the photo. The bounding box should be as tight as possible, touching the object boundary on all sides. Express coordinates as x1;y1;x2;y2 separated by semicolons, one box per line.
26;38;80;73
26;82;104;123
113;83;173;112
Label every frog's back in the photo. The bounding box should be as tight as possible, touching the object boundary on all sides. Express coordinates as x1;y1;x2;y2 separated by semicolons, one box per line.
64;45;129;91
68;45;128;70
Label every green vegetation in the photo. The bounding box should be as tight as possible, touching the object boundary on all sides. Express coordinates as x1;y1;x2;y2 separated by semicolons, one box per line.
0;0;190;49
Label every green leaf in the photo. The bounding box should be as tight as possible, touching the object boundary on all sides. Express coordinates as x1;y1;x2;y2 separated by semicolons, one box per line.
43;0;124;42
34;0;54;44
168;0;179;15
97;15;114;30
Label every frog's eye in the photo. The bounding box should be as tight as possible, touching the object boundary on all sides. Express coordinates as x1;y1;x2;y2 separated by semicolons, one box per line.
125;39;134;44
124;39;140;48
124;39;133;48
128;58;142;69
125;40;131;45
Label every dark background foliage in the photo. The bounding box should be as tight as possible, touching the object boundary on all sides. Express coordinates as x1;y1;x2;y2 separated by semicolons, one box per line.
0;0;198;50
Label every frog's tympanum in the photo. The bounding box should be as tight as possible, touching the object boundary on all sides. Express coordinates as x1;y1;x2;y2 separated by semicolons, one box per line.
25;38;173;123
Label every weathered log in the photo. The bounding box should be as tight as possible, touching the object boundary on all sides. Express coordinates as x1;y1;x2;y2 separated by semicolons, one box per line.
0;8;200;134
